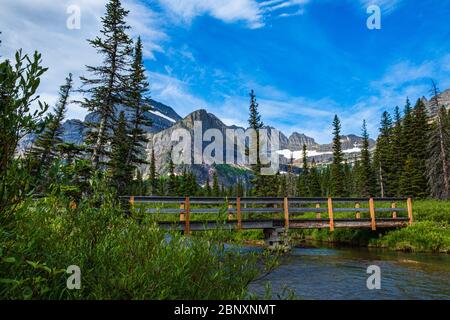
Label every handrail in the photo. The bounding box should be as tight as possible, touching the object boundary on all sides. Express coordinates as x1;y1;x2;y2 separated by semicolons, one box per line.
122;196;409;203
128;196;413;232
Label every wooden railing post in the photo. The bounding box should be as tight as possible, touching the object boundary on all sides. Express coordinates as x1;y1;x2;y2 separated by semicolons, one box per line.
236;197;242;231
328;198;334;232
284;197;289;229
129;196;135;207
391;202;397;219
407;198;413;225
70;200;77;210
316;203;321;219
369;198;376;231
227;201;233;221
355;202;361;219
180;202;185;221
184;197;190;235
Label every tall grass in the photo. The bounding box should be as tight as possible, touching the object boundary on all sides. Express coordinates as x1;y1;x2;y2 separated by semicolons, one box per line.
0;182;271;299
292;199;450;253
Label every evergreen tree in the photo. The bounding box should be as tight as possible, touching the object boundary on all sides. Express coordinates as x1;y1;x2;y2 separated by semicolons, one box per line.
343;160;353;196
212;171;220;196
359;120;376;196
331;115;345;196
401;98;415;157
399;155;424;198
79;0;132;168
405;98;430;197
109;111;132;195
374;111;394;197
297;145;309;196
126;37;152;167
167;148;177;195
31;73;73;173
157;177;165;196
391;106;403;194
186;172;198;196
247;90;264;196
308;159;322;197
57;143;86;164
149;148;158;194
205;176;212;197
279;174;288;197
427;81;450;200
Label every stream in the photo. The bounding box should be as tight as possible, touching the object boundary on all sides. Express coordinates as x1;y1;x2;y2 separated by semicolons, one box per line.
248;243;450;300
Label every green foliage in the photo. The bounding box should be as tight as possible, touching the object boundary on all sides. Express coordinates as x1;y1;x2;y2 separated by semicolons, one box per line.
372;221;449;253
30;73;73;177
297;199;450;253
358;120;376;196
426;81;450;200
126;37;153;168
79;0;133;168
0;49;48;212
108;112;133;195
148;148;158;194
331;115;345;196
0;178;266;299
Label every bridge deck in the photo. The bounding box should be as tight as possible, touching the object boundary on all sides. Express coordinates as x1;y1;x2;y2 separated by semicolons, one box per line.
126;196;413;234
156;218;409;231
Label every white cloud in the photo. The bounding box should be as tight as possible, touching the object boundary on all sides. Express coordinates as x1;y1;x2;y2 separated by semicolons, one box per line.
358;0;403;14
148;71;208;116
157;0;311;29
157;0;263;28
0;0;166;120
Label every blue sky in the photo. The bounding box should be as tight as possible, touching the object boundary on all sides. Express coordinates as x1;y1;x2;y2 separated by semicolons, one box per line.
1;0;450;143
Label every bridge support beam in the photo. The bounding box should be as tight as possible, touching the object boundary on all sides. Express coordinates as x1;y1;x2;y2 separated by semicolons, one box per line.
263;228;291;252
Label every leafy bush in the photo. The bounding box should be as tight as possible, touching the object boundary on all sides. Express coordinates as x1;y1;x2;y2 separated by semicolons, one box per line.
372;221;450;253
0;178;267;300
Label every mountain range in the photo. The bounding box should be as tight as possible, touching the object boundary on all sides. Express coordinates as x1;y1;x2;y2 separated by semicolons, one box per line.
19;89;450;185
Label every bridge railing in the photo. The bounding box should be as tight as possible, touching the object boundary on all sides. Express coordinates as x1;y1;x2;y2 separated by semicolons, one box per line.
123;196;413;234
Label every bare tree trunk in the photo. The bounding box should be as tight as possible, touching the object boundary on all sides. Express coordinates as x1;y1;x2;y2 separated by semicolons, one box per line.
379;165;385;198
437;115;449;198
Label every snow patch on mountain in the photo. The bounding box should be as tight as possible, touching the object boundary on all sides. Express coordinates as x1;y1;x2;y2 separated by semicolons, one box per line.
150;110;177;123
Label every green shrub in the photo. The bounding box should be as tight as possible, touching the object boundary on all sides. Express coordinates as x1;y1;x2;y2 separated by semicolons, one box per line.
372;221;450;253
0;180;268;300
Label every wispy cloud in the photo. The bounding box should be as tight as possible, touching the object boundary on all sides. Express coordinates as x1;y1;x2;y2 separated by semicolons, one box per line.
0;0;167;120
157;0;311;29
157;0;264;28
358;0;404;14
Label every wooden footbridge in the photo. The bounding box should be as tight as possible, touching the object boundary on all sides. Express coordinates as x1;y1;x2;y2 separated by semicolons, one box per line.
127;196;413;249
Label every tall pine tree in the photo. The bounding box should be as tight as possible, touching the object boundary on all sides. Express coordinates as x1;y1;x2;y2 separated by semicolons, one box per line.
31;73;73;173
374;111;394;197
308;159;322;197
79;0;132;168
109;111;132;195
359;120;376;196
427;81;450;200
149;148;158;194
248;89;265;195
126;37;152;168
331;115;345;196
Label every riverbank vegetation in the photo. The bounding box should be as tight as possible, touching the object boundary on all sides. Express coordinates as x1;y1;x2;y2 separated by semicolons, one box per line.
0;177;276;299
294;200;449;253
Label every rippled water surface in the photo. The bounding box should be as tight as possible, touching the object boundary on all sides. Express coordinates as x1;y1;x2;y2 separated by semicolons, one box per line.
249;244;450;300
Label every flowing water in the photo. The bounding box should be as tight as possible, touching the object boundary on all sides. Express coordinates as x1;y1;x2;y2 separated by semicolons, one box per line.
249;243;450;300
